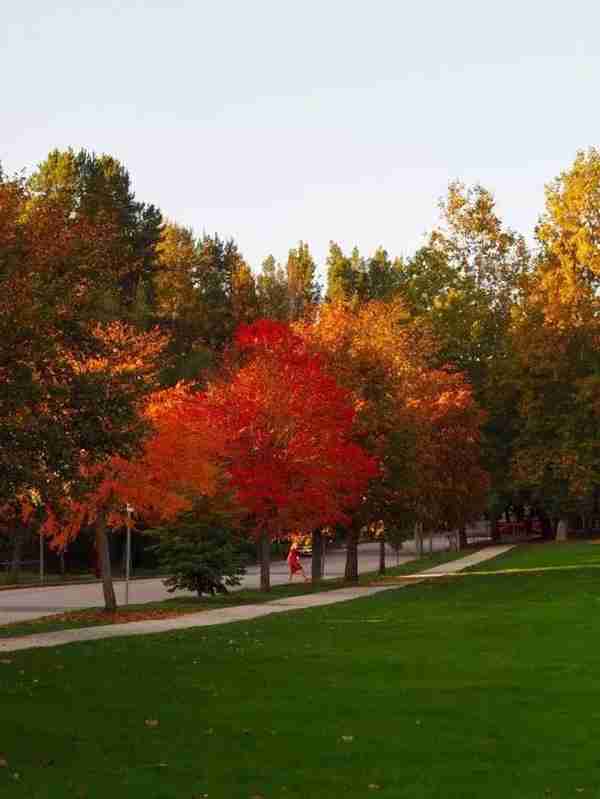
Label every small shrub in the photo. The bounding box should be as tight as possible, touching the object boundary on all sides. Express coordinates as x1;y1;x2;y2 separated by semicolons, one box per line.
148;502;247;597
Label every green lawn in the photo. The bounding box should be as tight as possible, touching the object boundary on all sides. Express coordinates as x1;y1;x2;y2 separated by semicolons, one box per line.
467;539;600;572
0;550;467;640
3;560;600;797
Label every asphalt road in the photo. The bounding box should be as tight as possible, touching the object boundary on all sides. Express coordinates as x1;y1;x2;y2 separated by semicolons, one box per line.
0;537;457;626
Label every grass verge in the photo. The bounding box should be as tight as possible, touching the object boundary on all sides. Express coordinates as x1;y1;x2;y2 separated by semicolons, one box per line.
464;539;600;572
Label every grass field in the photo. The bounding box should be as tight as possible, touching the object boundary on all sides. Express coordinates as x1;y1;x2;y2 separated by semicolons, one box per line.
0;550;467;640
3;543;600;798
465;540;600;572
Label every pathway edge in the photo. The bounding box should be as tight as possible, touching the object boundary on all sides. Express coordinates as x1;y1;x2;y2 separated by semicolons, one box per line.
0;546;512;653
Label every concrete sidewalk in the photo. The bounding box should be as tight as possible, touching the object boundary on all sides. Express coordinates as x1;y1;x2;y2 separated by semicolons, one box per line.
0;545;512;654
0;542;419;625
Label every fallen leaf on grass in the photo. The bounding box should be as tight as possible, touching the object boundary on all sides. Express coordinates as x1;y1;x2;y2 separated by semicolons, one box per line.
145;719;159;728
368;785;381;791
341;735;354;742
2;607;199;634
0;757;7;767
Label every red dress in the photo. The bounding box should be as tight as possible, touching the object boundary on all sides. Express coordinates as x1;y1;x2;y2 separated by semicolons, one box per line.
287;548;302;573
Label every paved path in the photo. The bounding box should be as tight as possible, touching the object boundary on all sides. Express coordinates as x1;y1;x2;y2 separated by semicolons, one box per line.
0;545;512;653
0;537;463;626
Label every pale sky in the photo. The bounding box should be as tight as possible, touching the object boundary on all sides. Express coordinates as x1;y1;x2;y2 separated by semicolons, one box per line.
2;0;599;278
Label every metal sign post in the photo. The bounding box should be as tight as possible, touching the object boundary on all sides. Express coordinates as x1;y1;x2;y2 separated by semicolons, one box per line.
125;504;134;605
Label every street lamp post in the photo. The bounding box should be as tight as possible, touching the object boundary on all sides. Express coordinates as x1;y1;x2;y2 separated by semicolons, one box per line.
39;533;45;584
125;504;134;605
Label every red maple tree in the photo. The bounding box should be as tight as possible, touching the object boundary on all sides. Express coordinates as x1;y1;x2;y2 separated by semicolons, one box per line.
195;320;379;590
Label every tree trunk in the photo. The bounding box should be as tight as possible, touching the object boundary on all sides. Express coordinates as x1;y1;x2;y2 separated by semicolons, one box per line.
259;533;271;592
344;526;359;583
8;524;25;581
378;538;386;575
311;529;322;582
95;510;117;612
429;532;434;555
556;518;569;542
414;522;424;556
458;526;468;550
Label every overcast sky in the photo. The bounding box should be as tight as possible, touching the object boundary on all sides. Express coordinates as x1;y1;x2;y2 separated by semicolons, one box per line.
3;0;599;276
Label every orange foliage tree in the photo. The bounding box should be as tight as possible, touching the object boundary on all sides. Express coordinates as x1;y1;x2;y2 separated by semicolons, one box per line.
404;370;489;547
42;384;222;610
298;300;489;577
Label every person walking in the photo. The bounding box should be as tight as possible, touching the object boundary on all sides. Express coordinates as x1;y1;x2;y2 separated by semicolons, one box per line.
287;542;310;582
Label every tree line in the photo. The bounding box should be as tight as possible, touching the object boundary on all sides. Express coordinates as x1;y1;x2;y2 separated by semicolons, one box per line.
1;147;598;607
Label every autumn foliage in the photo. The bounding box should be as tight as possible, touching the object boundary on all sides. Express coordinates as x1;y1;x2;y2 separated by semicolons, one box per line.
41;384;220;547
191;320;378;588
9;143;600;605
299;301;489;539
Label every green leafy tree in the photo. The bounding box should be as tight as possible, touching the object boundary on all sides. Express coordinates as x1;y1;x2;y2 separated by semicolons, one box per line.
286;241;320;320
326;242;354;302
507;281;599;533
363;247;402;301
506;151;600;532
326;242;369;303
256;255;289;320
194;233;247;348
28;148;163;312
429;181;530;299
232;261;259;327
0;170;164;506
154;222;214;385
397;183;531;514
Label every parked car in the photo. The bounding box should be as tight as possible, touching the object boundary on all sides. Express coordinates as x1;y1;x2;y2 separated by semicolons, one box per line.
295;534;312;557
